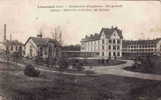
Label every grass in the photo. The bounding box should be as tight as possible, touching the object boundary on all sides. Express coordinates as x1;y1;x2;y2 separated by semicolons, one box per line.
1;62;161;100
68;59;126;66
124;56;161;75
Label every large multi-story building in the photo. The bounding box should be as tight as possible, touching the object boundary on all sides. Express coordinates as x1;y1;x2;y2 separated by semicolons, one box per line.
81;27;123;59
122;38;161;57
81;26;161;59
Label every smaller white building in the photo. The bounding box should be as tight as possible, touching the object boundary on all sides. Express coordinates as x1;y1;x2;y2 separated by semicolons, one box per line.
24;35;61;59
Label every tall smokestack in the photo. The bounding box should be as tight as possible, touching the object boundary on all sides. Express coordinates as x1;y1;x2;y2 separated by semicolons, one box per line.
4;24;6;41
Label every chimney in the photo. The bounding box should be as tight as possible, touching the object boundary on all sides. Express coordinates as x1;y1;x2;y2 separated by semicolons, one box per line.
115;26;118;29
4;24;6;41
37;33;43;38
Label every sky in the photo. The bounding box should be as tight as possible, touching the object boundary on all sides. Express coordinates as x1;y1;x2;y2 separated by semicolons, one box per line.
0;0;161;45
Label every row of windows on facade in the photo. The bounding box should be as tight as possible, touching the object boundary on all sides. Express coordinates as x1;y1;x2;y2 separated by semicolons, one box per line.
127;44;156;48
83;45;121;51
102;45;120;50
84;39;121;46
102;39;120;44
83;45;120;51
123;48;157;52
102;52;120;57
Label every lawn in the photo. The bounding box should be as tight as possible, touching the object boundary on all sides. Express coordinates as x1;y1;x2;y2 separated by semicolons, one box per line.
1;62;161;100
68;58;126;66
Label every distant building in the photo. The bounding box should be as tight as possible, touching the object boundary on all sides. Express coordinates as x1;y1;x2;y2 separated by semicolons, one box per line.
62;45;81;58
122;38;161;57
24;35;62;59
3;40;24;56
0;42;6;53
80;26;123;59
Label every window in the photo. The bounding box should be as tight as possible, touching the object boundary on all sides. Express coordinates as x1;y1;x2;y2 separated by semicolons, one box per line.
109;52;111;57
30;46;33;57
44;48;47;55
117;46;120;50
102;46;104;50
11;45;13;50
109;45;111;50
113;46;116;50
109;39;112;43
113;39;116;44
113;52;116;56
117;40;120;44
40;47;43;56
139;45;141;48
102;52;104;56
102;39;104;44
117;52;120;56
16;46;18;51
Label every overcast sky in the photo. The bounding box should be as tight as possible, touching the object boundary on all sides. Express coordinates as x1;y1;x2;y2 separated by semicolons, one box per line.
0;0;161;45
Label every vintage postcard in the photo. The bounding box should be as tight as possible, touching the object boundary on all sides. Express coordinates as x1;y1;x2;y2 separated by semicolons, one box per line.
0;0;161;100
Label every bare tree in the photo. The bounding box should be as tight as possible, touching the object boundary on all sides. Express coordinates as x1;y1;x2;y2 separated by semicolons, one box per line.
50;26;64;68
36;26;63;68
51;26;63;45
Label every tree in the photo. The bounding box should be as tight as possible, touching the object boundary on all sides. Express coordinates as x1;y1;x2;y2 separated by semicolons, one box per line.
24;64;40;77
36;25;63;68
51;26;63;45
62;44;81;51
73;60;84;71
58;57;69;71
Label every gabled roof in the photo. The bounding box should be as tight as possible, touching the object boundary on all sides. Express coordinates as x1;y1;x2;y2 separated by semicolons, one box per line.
24;37;61;47
81;33;100;42
100;27;123;39
81;26;123;42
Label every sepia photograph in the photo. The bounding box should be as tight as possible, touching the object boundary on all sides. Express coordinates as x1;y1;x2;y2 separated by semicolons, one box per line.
0;0;161;100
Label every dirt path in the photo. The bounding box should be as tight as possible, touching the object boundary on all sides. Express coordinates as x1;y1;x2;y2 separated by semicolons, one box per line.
91;60;161;81
1;58;161;81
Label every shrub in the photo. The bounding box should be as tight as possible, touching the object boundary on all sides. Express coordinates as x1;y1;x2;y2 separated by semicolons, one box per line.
73;62;84;71
35;56;43;64
58;58;69;71
85;70;95;75
24;64;40;77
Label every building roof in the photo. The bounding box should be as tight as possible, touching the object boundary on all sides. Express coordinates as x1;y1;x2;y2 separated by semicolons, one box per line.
122;38;161;48
24;37;61;47
81;33;100;42
81;26;123;42
100;27;123;39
